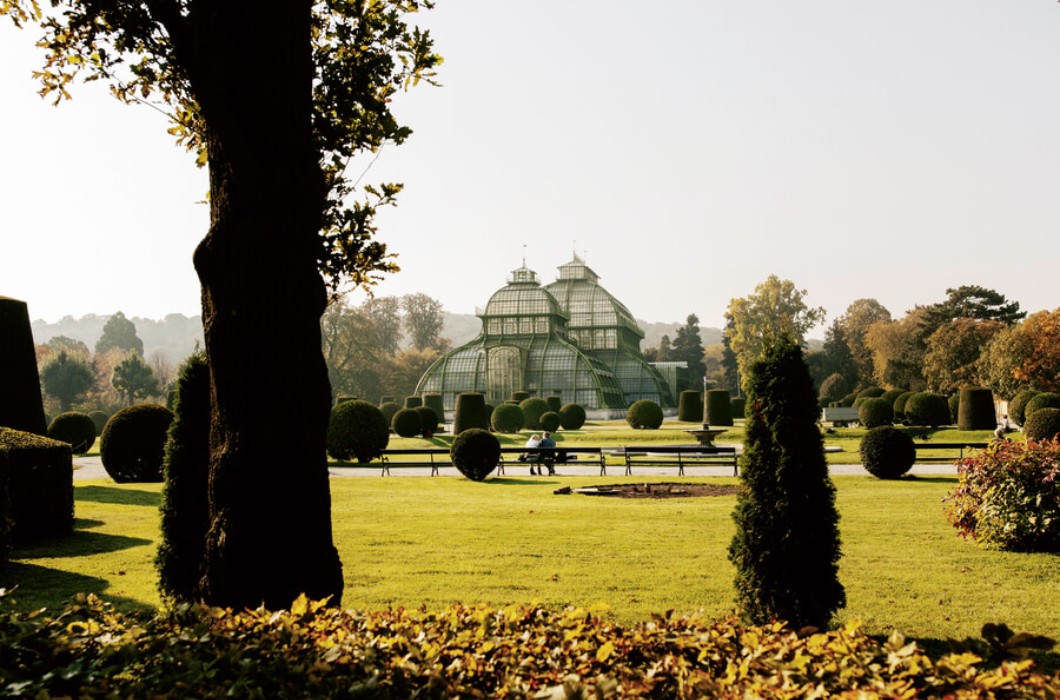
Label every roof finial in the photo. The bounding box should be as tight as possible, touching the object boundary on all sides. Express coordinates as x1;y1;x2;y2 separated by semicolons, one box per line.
522;244;527;268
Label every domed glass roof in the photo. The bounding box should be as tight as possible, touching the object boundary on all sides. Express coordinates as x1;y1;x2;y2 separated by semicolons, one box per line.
545;255;642;338
482;266;565;319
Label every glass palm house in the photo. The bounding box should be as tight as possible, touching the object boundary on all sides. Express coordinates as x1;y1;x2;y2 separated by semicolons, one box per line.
415;256;674;416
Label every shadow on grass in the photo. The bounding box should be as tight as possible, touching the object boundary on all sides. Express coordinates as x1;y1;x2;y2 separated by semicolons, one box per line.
0;562;153;614
14;528;153;560
76;485;161;507
904;476;960;484
894;635;1060;675
485;477;559;486
73;518;106;530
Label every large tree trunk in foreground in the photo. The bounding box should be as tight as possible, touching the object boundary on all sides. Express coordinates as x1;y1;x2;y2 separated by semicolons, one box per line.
187;2;343;608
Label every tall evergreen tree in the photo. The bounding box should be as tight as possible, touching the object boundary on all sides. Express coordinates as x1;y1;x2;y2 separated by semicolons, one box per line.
95;311;144;356
671;314;706;387
821;320;858;388
729;337;845;630
720;314;741;395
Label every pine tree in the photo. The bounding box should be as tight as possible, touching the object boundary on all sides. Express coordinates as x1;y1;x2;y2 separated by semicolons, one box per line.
671;314;706;386
95;311;144;356
729;337;845;630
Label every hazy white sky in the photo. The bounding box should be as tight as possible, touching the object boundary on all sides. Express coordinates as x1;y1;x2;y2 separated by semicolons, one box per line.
2;1;1058;333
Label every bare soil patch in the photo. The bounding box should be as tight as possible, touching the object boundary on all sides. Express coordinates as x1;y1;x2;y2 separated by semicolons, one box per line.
564;482;741;499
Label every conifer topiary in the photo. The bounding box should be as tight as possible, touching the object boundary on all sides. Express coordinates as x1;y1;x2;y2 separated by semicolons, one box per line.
1009;389;1040;427
558;403;586;430
453;393;488;434
47;412;96;454
859;426;915;479
156;352;210;602
539;411;561;433
1023;408;1060;442
379;402;401;428
626;400;663;430
705;390;733;427
519;397;550;430
423;393;445;425
100;404;175;482
545;395;562;414
510;391;530;404
957;387;996;431
403;396;422;409
858;397;893;429
326;400;389;463
728;338;845;630
391;408;422;438
450;428;500;481
904;392;951;427
490;403;524;433
414;406;439;436
677;390;702;422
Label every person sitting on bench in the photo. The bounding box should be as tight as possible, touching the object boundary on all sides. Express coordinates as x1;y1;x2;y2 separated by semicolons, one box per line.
538;431;557;475
520;433;542;471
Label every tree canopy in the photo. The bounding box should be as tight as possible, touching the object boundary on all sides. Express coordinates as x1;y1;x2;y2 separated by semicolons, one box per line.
95;311;144;356
40;349;95;412
671;315;706;388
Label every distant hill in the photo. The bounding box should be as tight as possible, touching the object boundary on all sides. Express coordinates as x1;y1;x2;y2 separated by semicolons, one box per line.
31;313;204;365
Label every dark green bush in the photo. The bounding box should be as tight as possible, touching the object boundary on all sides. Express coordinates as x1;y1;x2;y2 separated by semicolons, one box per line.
334;395;357;405
839;393;857;407
558;403;586;430
423;393;445;425
450;428;500;481
817;373;850;405
731;397;746;419
0;298;47;435
415;406;439;436
403;396;422;409
957;387;996;431
1023;408;1060;442
893;391;915;420
856;386;884;399
545;396;562;414
539;411;561;433
490;403;524;433
453;393;488;434
510;391;530;403
100;404;175;482
1024;392;1060;422
677;390;702;422
156;352;210;602
326;400;389;463
519;397;550;430
380;395;396;405
859;426;915;479
379;402;401;428
483;403;495;427
391;408;422;438
0;427;72;543
1008;389;1039;427
948;394;960;424
47;412;96;453
626;400;663;430
880;389;906;407
852;397;869;410
705;390;733;427
904;392;951;427
858;398;893;429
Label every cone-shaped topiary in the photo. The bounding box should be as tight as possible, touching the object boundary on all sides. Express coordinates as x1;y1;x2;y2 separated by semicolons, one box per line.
558;403;586;430
677;390;703;422
326;400;389;463
893;391;915;421
403;396;422;409
627;399;663;430
731;397;746;419
705;390;733;427
450;428;500;481
491;403;524;433
100;404;175;482
484;403;495;427
47;412;96;454
156;352;210;602
1024;392;1060;422
510;391;530;403
423;393;445;425
379;402;401;428
0;297;47;435
856;386;885;399
391;408;422;438
88;410;110;436
1009;389;1039;427
545;396;562;414
904;392;951;427
519;397;550;430
858;397;894;429
728;338;845;630
415;406;439;436
1024;408;1060;441
454;393;488;434
957;387;996;431
859;426;915;479
539;411;561;433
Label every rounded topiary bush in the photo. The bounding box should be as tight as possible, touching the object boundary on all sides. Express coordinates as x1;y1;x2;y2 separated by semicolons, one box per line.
1024;392;1060;422
858;397;894;429
904;392;951;427
677;390;703;422
519;397;550;430
423;394;445;425
326;399;389;463
818;373;850;405
957;387;996;431
730;397;746;419
859;426;915;479
539;411;561;433
705;389;733;426
1024;408;1060;442
379;401;401;428
100;404;175;482
558;403;586;430
893;391;915;421
415;406;439;436
510;391;530;404
880;389;906;407
852;397;869;410
391;407;423;438
88;410;110;436
627;399;663;430
403;396;422;409
1008;389;1040;427
454;393;488;434
545;395;562;414
450;428;500;481
47;411;96;453
856;386;885;400
491;403;524;433
839;393;858;408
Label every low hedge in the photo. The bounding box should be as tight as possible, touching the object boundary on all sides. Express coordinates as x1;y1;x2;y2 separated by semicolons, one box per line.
0;427;73;544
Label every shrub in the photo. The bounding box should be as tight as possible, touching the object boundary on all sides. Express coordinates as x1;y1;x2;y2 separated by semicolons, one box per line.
519;397;550;430
545;395;562;414
491;403;524;433
0;298;47;435
957;387;996;431
0;427;73;543
626;400;663;430
509;391;530;403
539;411;561;433
558;403;586;430
730;397;746;419
893;391;915;420
422;393;445;424
379;395;396;405
817;373;850;405
859;426;915;479
1024;392;1060;422
483;403;495;427
677;391;702;422
334;395;357;405
705;390;733;427
852;397;869;410
946;439;1060;552
379;401;401;428
156;352;210;602
729;339;844;630
415;406;439;436
1008;389;1040;427
402;396;422;409
904;392;950;427
391;408;422;438
838;392;857;407
880;389;906;407
47;411;96;453
948;394;960;424
450;428;500;481
1023;408;1060;442
326;400;389;463
100;404;175;482
453;393;488;434
87;410;110;434
856;386;884;399
858;398;893;429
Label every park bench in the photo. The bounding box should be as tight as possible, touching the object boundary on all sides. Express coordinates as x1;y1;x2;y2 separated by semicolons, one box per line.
619;445;738;477
912;442;989;463
497;447;606;476
373;448;452;476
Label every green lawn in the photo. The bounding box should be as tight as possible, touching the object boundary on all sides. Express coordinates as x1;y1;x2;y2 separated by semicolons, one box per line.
6;472;1058;658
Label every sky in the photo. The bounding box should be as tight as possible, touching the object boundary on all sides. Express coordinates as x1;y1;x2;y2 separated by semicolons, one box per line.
2;1;1058;336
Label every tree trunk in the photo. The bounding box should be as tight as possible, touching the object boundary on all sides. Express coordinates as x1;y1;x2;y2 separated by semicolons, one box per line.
187;2;343;609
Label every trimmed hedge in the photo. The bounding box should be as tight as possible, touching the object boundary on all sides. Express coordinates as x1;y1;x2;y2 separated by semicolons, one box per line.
414;406;439;437
893;391;915;420
490;403;524;433
838;392;857;408
1024;392;1060;422
454;393;488;434
539;411;561;433
705;390;733;427
857;397;893;429
626;400;663;430
0;427;73;544
326;400;389;463
422;393;445;424
904;392;950;427
957;387;996;431
379;402;401;428
948;394;960;424
0;297;47;435
1023;407;1060;442
545;396;562;414
1008;389;1039;427
859;426;915;479
509;391;530;404
880;389;906;407
730;397;746;419
100;404;175;482
817;373;850;405
87;410;110;436
47;411;96;453
391;408;422;438
677;390;702;422
855;386;884;399
519;397;550;431
450;428;500;481
558;403;586;431
402;396;422;409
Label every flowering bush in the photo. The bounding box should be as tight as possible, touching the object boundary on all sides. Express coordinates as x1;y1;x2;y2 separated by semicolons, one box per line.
946;439;1060;552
